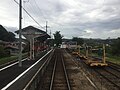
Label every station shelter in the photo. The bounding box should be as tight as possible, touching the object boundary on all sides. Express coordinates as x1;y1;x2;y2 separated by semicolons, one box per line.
15;26;50;60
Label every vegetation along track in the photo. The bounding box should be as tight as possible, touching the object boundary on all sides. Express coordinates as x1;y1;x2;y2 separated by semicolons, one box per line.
70;51;120;90
83;59;120;90
38;49;71;90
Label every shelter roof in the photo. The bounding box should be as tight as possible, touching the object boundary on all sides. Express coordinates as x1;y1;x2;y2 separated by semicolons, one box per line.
15;26;50;40
15;26;46;34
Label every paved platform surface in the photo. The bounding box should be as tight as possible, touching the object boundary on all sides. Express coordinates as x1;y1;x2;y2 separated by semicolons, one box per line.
0;59;38;89
0;51;49;89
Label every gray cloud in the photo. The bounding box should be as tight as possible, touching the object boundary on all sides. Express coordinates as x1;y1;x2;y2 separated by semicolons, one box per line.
0;0;120;39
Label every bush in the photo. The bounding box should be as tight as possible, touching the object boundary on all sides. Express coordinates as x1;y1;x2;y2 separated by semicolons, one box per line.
111;38;120;56
0;45;10;58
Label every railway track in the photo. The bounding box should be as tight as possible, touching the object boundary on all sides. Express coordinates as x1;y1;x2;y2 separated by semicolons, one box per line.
93;62;120;90
94;68;120;90
107;61;120;72
39;49;71;90
69;50;120;90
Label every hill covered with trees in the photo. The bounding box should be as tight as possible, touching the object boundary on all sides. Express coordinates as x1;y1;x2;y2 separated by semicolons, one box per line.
0;25;15;42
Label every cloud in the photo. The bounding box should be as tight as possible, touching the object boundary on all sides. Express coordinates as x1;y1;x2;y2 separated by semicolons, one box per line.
0;0;120;39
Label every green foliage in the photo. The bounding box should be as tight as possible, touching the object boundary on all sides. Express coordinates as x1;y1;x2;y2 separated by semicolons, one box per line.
53;31;62;47
0;45;5;58
72;37;84;45
0;45;10;58
0;25;15;42
106;53;120;64
0;56;17;65
8;32;16;42
111;37;120;56
0;53;28;65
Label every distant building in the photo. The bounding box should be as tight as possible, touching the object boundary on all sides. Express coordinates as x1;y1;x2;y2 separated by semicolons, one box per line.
60;42;67;48
0;40;25;55
67;41;77;49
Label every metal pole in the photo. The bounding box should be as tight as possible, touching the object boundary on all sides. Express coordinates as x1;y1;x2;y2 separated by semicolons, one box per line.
33;38;35;60
18;0;22;67
30;39;32;60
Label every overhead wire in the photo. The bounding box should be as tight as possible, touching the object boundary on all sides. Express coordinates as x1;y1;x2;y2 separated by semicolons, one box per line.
34;0;47;21
14;0;74;33
24;0;48;31
14;0;45;30
26;0;65;31
28;1;46;23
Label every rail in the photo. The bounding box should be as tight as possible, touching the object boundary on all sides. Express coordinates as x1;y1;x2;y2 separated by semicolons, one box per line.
94;69;120;89
23;49;54;90
61;53;71;90
1;49;53;90
49;49;71;90
49;53;57;90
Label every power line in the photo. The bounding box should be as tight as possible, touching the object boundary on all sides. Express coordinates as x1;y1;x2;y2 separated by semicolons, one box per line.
27;1;46;22
34;0;47;21
14;0;45;30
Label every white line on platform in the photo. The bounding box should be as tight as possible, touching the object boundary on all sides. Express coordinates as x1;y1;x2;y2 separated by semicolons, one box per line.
0;58;27;72
1;49;52;90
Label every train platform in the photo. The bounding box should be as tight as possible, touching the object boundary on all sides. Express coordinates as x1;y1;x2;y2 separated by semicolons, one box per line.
0;50;51;90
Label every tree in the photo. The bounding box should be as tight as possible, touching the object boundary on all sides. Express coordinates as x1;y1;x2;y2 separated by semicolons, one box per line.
0;25;8;41
111;37;120;56
0;25;15;42
8;32;16;42
72;37;84;45
53;31;62;47
0;45;10;58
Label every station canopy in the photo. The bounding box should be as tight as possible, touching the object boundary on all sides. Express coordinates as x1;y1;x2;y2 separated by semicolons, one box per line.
15;26;50;41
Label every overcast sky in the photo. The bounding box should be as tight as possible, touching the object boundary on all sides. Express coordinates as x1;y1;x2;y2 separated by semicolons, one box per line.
0;0;120;39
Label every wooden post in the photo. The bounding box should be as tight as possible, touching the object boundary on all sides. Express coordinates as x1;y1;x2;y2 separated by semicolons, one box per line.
86;46;88;58
78;45;80;55
103;44;106;63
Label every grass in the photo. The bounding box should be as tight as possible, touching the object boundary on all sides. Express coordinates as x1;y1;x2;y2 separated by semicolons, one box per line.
0;56;18;65
106;55;120;64
83;52;120;64
91;53;120;64
0;53;28;65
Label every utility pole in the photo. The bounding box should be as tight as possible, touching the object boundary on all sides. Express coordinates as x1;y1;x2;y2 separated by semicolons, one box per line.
46;21;48;33
44;21;50;34
50;29;52;38
19;0;22;67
